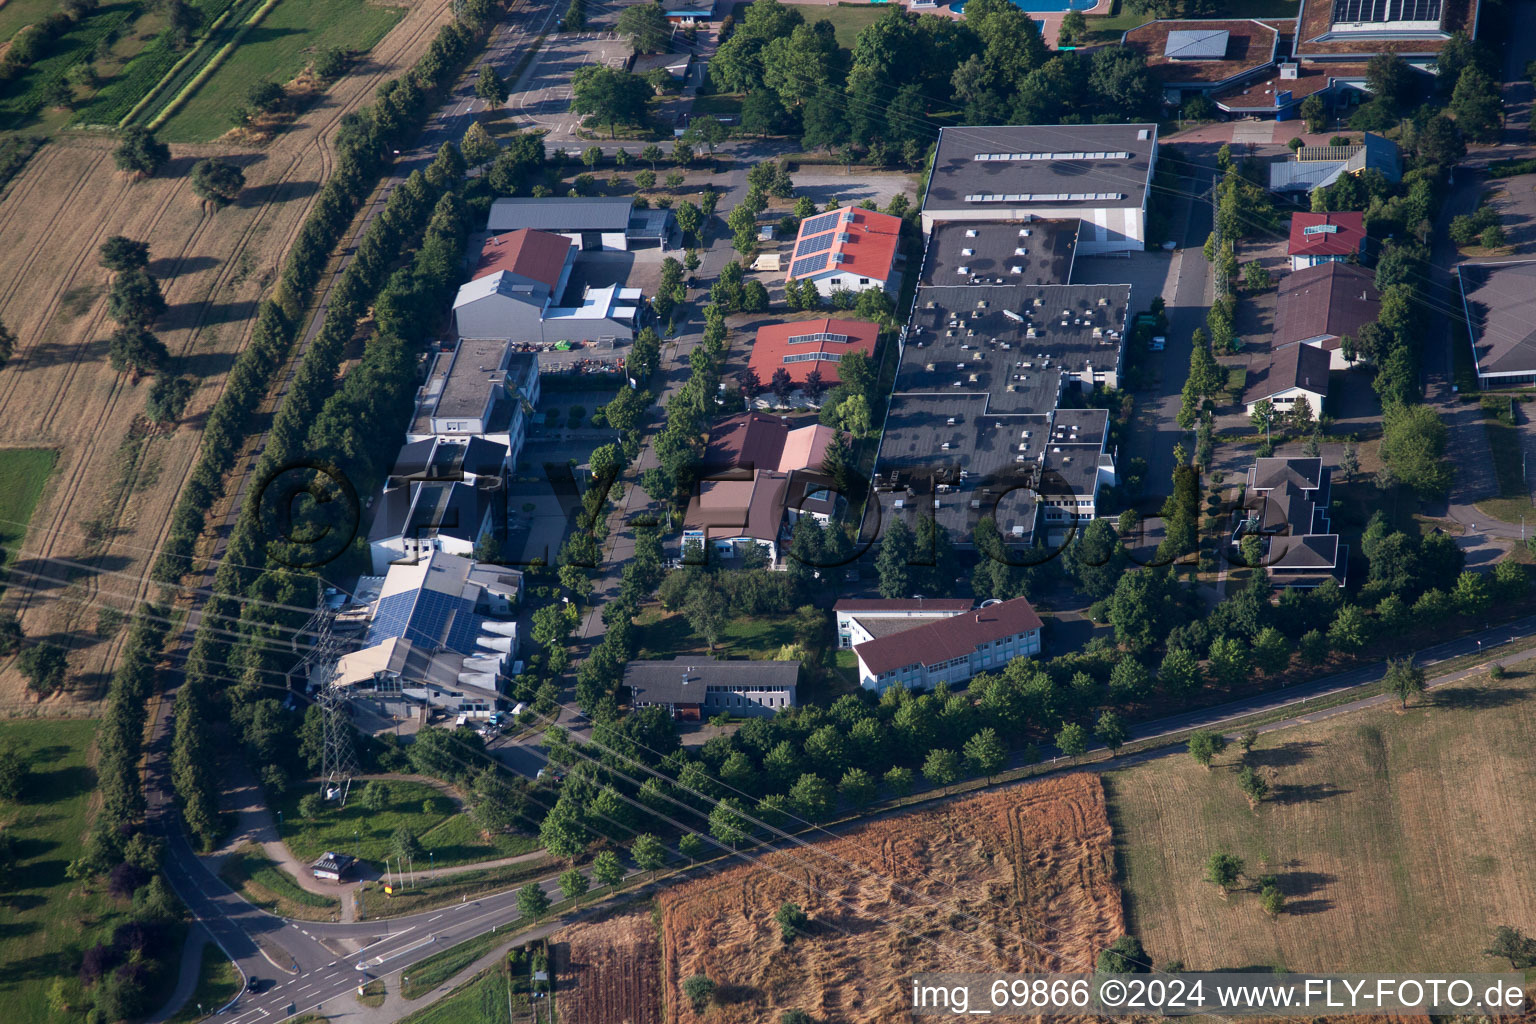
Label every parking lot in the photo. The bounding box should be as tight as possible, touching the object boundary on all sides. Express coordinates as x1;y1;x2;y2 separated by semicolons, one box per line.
786;169;922;212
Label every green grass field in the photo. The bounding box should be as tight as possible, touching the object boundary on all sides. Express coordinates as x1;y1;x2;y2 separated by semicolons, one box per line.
401;930;510;1000
69;0;240;127
0;448;56;568
1106;665;1536;973
0;719;143;1024
635;608;801;660
157;0;403;142
218;844;341;921
167;943;242;1023
0;1;144;131
804;4;886;48
0;0;60;47
275;780;531;869
399;965;513;1024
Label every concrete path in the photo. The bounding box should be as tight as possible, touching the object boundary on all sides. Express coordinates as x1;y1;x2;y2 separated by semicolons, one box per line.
146;925;218;1024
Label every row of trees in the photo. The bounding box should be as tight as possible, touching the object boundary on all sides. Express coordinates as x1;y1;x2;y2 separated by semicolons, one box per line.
710;0;1160;164
167;1;506;848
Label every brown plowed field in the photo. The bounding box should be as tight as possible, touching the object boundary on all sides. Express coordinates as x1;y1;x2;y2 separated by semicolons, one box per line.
0;0;453;712
657;773;1125;1024
554;912;664;1024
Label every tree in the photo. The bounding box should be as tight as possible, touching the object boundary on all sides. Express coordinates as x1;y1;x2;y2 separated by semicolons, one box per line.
678;831;705;863
108;269;166;327
460;121;499;170
246;79;286;116
360;780;389;811
876;517;913;598
922;748;961;793
0;615;19;656
1207;635;1248;687
1096;935;1148;973
788;772;834;819
1300;92;1327;132
1058;7;1087;44
1187;729;1226;770
391;825;423;864
1484;926;1536;969
99;236;150;274
0;745;27;801
618;2;671;52
709;800;749;847
475;65;507;105
190;158;245;208
1056;722;1088;760
683;974;716;1014
1243;261;1271;291
1095;711;1127;755
114;127;169;177
1204;851;1244;895
884;765;914;796
685;114;729;159
17;645;66;694
838;767;877;808
298;792;324;819
1450;66;1502;143
1249;398;1275;437
1365;52;1412;110
775;901;809;943
0;315;14;367
1253;626;1289;675
108;325;167;374
1383;656;1424;709
570;66;651;137
962;728;1006;780
1260;882;1286;916
559;865;590;903
517;881;550;919
1236;765;1269;809
631;833;666;876
1327;603;1369;653
1453;569;1492;617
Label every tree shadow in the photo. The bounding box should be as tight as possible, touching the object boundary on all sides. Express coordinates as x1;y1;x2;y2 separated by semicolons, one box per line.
148;255;221;278
1431;684;1529;710
23;764;96;803
1244;740;1322;769
237;177;318;209
1270;781;1350;806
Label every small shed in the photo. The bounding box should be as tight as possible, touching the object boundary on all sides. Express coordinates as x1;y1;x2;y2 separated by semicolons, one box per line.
312;851;357;882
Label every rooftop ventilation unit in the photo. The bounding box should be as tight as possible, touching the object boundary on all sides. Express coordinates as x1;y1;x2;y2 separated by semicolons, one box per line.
1002;308;1024;322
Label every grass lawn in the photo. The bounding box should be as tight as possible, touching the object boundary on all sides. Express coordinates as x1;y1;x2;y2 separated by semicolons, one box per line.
167;943;242;1023
634;608;800;660
399;965;513;1024
805;4;886;49
0;0;61;46
276;780;529;870
360;858;557;919
401;930;510;1000
690;92;742;118
1105;664;1536;972
218;844;341;921
1476;402;1533;524
356;979;386;1008
0;719;151;1024
158;0;403;142
0;448;57;569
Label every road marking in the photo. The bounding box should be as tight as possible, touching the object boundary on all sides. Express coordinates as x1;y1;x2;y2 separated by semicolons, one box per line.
429;913;444;921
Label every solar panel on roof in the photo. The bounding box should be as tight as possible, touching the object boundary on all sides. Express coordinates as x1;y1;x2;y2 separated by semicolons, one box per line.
794;233;834;258
799;211;842;236
791;252;831;277
1331;0;1439;20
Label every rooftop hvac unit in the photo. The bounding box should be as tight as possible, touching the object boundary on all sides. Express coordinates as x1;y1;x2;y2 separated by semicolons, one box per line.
957;266;969;274
962;248;975;256
947;417;957;425
894;498;904;509
1280;62;1298;79
976;299;989;308
1011;265;1024;274
1015;247;1028;256
1003;308;1024;322
966;228;978;237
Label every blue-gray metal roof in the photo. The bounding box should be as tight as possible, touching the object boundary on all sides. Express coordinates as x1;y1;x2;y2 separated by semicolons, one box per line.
487;197;634;233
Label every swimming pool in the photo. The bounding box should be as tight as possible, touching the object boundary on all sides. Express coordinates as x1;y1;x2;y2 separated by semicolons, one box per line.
952;0;1095;13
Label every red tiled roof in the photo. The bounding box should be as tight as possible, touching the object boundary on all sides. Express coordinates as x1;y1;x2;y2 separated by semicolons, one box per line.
474;229;571;292
786;208;902;285
1288;212;1366;257
749;318;879;386
701;412;789;475
853;596;1043;675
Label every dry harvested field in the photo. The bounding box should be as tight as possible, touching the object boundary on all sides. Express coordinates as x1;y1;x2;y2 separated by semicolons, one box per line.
657;773;1125;1024
554;912;664;1024
0;0;454;713
1107;665;1536;973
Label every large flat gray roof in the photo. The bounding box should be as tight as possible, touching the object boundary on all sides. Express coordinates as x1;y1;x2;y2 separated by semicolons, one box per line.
1457;260;1536;379
487;197;635;233
924;124;1158;215
920;220;1079;288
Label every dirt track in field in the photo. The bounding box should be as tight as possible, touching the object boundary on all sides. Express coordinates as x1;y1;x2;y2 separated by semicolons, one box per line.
657;773;1125;1024
0;0;453;713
